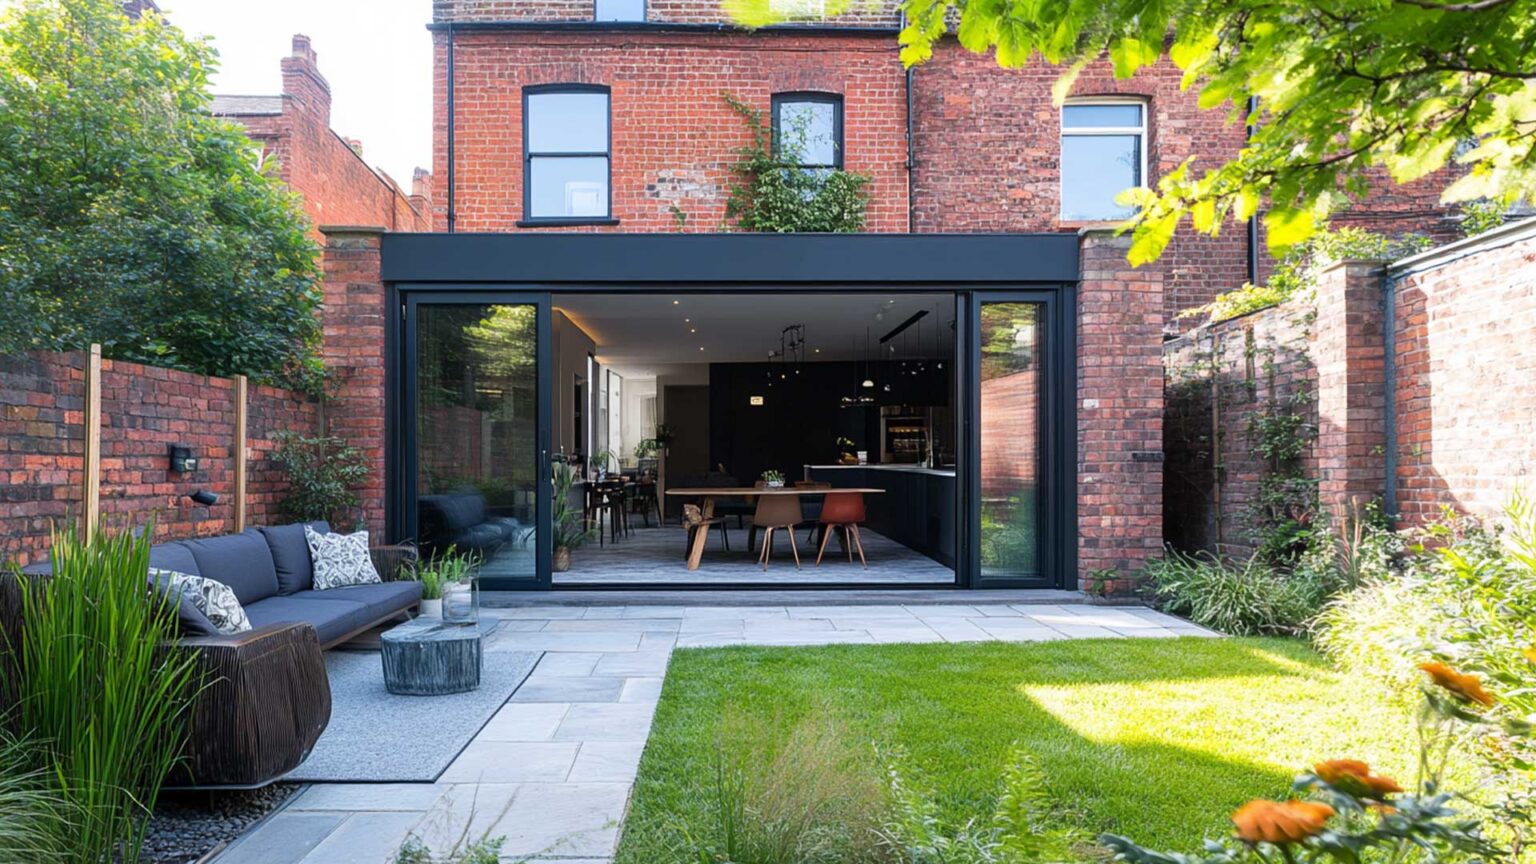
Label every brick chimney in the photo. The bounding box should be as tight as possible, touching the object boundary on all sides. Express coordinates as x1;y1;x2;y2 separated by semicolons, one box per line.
411;168;434;208
281;34;331;125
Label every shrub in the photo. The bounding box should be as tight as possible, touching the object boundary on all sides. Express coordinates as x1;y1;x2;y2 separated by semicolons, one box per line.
272;431;371;527
11;525;201;864
0;732;72;861
722;94;870;233
1143;549;1339;636
686;709;888;864
878;746;1080;864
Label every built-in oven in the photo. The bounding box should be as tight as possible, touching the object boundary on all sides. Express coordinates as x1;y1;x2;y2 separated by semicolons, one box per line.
880;405;932;464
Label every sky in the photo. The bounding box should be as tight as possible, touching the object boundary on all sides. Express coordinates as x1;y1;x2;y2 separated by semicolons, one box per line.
162;0;433;186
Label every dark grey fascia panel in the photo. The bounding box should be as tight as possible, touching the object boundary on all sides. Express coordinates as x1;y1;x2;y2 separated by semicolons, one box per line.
380;232;1079;285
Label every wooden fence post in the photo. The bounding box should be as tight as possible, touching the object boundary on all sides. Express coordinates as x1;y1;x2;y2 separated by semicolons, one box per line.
82;344;102;540
234;375;248;533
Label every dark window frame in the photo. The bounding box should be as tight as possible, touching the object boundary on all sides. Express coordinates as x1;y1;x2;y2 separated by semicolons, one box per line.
593;0;646;22
770;91;844;170
521;83;616;226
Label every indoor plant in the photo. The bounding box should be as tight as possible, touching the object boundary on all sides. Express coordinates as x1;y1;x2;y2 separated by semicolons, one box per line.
408;545;477;618
760;469;785;488
552;462;592;571
836;436;858;465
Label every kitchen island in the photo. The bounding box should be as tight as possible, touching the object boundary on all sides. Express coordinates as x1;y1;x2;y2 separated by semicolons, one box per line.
805;464;956;568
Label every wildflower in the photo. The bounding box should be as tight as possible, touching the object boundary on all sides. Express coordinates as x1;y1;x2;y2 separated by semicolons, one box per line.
1232;800;1335;845
1523;646;1536;666
1418;662;1496;706
1314;759;1404;800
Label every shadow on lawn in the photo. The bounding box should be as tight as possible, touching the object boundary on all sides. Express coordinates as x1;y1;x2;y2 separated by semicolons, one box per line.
637;638;1317;851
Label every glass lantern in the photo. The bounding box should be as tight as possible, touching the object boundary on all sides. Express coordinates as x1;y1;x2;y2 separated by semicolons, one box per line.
442;576;479;626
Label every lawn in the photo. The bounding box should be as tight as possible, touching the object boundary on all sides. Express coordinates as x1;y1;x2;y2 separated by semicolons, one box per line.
615;637;1418;862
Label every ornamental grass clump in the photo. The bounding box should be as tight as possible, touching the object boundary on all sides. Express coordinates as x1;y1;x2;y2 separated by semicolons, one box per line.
1102;663;1520;864
9;525;201;864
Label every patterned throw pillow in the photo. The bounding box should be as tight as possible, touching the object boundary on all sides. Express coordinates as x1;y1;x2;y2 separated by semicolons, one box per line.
151;569;252;635
305;526;382;591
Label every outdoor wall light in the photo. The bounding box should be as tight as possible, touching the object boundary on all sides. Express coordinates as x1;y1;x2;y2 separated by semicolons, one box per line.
186;490;219;506
168;444;198;473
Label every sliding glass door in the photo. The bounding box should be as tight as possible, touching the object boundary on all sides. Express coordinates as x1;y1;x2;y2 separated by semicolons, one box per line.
404;294;551;590
969;292;1060;588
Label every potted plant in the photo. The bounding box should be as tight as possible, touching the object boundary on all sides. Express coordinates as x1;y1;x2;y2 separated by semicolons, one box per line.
835;436;858;465
407;545;478;618
552;462;592;572
760;469;785;488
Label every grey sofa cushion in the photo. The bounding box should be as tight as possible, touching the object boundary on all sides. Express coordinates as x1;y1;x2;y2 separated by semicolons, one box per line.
148;542;201;577
288;581;421;624
243;596;368;646
182;530;280;607
258;521;331;595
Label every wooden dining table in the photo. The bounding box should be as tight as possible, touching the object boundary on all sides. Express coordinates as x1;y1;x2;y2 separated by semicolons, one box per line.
665;486;885;570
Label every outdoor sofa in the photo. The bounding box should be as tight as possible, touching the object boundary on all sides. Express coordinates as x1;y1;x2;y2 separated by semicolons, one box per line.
1;521;421;788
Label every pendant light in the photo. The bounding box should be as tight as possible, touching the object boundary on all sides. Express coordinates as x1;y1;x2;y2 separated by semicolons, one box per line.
861;326;875;389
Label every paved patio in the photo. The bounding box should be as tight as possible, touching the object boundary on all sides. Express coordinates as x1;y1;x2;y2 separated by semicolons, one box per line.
214;601;1212;864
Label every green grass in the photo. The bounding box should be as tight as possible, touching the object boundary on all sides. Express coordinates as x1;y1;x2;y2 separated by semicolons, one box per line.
615;638;1418;862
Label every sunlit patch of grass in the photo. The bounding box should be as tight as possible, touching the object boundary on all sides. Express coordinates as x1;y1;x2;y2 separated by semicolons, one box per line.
616;638;1416;863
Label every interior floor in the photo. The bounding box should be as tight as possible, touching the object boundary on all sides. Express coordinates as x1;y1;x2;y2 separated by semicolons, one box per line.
556;524;954;586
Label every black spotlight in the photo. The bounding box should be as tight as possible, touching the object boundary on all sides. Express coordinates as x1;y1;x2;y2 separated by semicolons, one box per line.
187;490;219;506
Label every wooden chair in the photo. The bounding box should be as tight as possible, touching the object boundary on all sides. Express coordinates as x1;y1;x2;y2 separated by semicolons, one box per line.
682;503;729;569
816;491;868;568
794;481;832;544
753;493;805;571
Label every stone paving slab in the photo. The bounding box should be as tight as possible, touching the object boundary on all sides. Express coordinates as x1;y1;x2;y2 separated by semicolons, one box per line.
215;601;1209;864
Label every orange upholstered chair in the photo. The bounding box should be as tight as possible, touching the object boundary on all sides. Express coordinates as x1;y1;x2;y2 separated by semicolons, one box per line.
816;491;867;568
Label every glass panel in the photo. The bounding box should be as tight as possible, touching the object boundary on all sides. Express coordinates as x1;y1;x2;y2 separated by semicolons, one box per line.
529;156;609;218
979;302;1042;579
595;0;645;20
527;92;608;152
1060;134;1140;220
777;100;838;166
415;304;539;585
1062;103;1142;128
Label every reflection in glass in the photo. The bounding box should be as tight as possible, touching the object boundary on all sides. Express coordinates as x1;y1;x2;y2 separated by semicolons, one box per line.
1061;103;1143;128
415;304;538;586
776;100;837;167
527;92;608;152
529;157;609;218
979;303;1041;578
1060;134;1140;221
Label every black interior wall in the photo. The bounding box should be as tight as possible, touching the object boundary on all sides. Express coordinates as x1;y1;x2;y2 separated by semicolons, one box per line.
662;385;710;517
708;359;948;484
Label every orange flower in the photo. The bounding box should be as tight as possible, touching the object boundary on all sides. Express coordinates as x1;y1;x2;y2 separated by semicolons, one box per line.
1232;800;1335;845
1314;759;1404;800
1418;662;1496;706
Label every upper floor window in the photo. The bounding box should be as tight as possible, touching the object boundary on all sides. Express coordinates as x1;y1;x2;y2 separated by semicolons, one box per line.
524;85;611;222
769;0;827;17
1060;100;1145;221
771;92;843;172
595;0;645;22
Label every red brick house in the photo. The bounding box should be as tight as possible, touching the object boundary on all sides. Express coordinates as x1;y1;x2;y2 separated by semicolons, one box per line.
317;0;1460;594
213;35;433;239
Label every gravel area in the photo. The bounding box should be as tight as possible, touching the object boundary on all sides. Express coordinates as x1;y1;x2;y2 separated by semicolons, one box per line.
142;783;301;864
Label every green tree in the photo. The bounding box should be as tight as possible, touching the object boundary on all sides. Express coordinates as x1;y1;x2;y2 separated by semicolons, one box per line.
0;0;323;390
731;0;1536;263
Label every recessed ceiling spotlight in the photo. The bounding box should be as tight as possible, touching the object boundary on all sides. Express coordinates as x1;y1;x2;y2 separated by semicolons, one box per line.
813;348;821;354
673;300;680;305
690;328;697;333
699;346;705;351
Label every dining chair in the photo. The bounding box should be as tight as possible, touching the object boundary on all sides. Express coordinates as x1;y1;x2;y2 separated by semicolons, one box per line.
753;492;804;571
794;481;832;544
682;503;729;568
816;491;867;568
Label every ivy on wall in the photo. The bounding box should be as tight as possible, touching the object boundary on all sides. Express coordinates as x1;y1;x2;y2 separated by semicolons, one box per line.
721;94;870;233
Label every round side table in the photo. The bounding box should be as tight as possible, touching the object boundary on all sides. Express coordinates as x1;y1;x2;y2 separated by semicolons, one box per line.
380;619;483;696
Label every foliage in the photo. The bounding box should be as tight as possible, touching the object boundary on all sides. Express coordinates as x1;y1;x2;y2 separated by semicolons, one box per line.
877;746;1081;864
980;498;1038;572
394;835;504;864
1181;228;1433;325
1143;548;1340;635
869;0;1536;265
406;545;479;601
760;469;785;485
684;710;888;864
272;431;371;527
618;639;1418;860
1102;664;1518;864
723;94;870;233
10;525;201;864
0;0;323;391
552;461;593;551
1246;382;1318;566
0;733;73;862
1459;199;1509;239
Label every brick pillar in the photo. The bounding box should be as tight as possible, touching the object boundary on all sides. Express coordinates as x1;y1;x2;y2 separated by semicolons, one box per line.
319;226;388;534
1077;230;1164;595
1312;260;1388;519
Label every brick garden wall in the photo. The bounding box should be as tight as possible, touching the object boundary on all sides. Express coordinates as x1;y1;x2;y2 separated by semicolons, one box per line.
0;352;319;569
